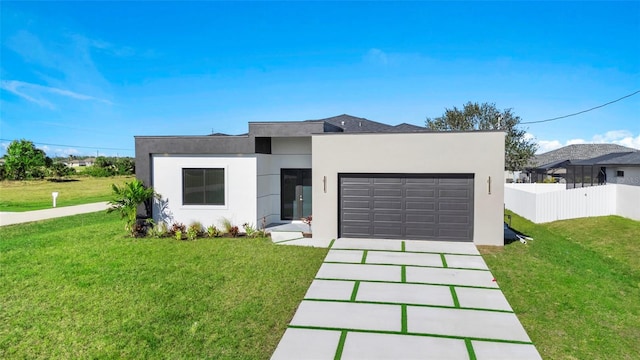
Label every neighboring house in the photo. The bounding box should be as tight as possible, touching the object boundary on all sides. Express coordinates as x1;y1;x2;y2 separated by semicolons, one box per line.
526;144;638;184
595;151;640;186
65;157;96;167
135;114;505;246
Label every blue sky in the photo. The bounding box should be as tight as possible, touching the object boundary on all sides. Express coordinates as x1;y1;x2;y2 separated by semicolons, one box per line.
1;1;639;158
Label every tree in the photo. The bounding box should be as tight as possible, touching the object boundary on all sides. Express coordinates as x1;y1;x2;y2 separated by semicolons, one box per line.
107;179;160;237
425;102;537;171
48;162;76;178
3;139;51;180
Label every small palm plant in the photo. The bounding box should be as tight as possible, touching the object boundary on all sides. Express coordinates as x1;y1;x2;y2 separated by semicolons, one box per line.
107;179;160;237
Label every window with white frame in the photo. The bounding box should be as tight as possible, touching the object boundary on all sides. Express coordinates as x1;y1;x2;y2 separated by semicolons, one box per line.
182;168;225;205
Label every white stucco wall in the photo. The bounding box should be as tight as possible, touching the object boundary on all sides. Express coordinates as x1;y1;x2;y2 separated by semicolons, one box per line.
312;132;506;246
256;137;312;225
152;155;257;229
607;167;640;186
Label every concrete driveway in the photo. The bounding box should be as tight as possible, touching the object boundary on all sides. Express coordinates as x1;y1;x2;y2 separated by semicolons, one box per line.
271;238;541;360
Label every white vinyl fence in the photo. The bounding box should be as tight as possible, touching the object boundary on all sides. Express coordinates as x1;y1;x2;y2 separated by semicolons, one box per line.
505;183;640;223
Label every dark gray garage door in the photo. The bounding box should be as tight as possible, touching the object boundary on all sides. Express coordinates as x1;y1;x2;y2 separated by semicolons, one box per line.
339;174;474;241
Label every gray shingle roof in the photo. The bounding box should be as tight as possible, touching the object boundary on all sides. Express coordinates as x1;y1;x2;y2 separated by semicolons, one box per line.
391;123;430;132
571;152;636;165
531;144;638;168
596;151;640;166
312;114;395;133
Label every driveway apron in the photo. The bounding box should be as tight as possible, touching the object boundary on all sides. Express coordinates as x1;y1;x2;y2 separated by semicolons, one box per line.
271;238;542;360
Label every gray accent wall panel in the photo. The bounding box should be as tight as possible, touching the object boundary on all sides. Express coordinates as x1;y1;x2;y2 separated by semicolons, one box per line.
339;174;474;241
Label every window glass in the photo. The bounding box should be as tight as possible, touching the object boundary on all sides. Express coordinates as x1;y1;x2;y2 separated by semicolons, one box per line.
183;168;225;205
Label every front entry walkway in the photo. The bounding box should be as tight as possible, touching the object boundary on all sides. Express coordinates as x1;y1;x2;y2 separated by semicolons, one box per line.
271;238;541;360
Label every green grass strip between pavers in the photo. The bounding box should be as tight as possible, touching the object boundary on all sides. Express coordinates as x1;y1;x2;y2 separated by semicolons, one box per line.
440;253;448;267
314;277;499;291
465;338;477;360
450;286;460;308
333;330;347;360
301;298;513;314
401;304;408;333
287;325;533;345
350;281;360;302
361;250;368;264
321;261;491;272
401;265;406;283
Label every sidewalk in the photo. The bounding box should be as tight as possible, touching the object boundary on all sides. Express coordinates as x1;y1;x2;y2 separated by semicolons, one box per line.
271;238;542;360
0;202;110;227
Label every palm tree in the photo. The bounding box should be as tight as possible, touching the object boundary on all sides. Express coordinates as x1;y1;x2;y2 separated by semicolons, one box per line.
107;179;160;236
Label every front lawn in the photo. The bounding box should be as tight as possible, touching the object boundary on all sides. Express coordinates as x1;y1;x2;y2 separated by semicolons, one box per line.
0;212;328;359
0;176;132;212
480;213;640;360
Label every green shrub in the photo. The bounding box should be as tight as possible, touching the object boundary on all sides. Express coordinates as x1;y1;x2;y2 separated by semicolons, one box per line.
220;217;234;234
170;223;186;235
229;226;239;238
187;222;202;240
107;179;160;237
147;220;168;238
83;165;114;177
206;225;220;238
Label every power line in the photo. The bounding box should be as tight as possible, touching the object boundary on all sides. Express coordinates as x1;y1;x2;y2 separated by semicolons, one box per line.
0;138;133;151
522;90;640;124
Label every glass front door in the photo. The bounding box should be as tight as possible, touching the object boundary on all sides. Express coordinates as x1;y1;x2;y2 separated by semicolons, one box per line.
281;169;312;220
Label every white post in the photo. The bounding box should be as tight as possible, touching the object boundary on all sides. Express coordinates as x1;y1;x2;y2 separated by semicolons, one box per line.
52;192;59;208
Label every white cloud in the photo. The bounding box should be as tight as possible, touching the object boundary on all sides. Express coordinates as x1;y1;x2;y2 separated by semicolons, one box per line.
537;140;563;153
364;48;389;66
533;130;640;154
566;138;587;145
612;134;640;149
0;80;112;109
53;148;81;157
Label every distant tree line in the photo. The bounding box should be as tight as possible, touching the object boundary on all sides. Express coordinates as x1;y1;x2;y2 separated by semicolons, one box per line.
0;139;135;181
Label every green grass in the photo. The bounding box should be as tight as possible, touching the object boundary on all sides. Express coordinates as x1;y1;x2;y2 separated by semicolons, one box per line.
0;212;328;359
0;176;132;212
479;213;640;360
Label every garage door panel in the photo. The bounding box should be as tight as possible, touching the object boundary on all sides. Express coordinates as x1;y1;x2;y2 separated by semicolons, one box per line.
406;178;436;185
406;201;436;210
373;178;403;185
342;178;373;185
343;199;371;209
439;189;470;198
373;212;402;222
340;175;473;241
406;227;436;237
343;188;371;197
439;202;470;211
372;227;403;237
439;215;472;224
438;228;471;239
405;188;435;197
374;188;403;197
405;214;435;224
343;225;373;237
342;212;371;221
439;178;472;185
374;200;402;210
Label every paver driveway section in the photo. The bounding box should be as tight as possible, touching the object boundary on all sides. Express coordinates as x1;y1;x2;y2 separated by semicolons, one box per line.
272;238;542;360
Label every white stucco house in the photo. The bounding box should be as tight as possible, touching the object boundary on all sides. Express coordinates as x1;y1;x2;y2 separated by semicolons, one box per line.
135;115;506;246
